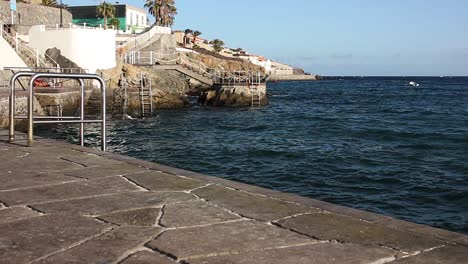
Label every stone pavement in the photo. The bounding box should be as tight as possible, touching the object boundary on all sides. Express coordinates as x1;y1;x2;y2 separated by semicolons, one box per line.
0;129;467;264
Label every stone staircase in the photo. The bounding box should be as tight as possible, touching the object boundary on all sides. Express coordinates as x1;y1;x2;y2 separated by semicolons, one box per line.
1;25;54;69
85;88;103;116
153;64;213;86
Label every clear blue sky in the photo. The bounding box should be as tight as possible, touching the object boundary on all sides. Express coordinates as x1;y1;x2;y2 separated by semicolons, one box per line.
66;0;468;76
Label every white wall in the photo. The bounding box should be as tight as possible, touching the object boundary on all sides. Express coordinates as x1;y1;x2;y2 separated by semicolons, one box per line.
29;25;116;73
119;25;171;50
0;37;27;70
126;7;147;29
271;61;294;76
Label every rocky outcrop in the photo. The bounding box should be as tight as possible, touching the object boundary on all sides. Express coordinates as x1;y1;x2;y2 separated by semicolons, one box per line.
0;95;46;131
183;52;265;73
199;84;268;107
98;62;191;116
45;48;80;71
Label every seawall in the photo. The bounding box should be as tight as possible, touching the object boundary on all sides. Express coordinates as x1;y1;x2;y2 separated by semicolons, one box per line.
269;74;319;81
0;129;466;263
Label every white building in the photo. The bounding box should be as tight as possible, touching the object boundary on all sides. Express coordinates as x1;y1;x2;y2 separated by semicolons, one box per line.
239;55;272;73
68;4;149;34
270;61;294;76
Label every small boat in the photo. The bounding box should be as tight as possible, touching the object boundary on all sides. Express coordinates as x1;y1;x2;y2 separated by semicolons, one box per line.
409;81;420;87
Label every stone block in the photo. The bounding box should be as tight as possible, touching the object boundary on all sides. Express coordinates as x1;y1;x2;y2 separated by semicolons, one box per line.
147;220;314;260
193;185;319;221
0;176;141;206
0;214;110;263
99;208;161;226
63;164;148;179
32;192;195;215
120;251;177;264
389;246;468;264
0;207;41;224
38;226;162;264
188;242;396;264
161;200;240;228
126;171;205;192
276;213;445;253
0;172;78;191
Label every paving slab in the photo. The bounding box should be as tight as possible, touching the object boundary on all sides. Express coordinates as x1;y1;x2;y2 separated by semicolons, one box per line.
161;200;240;228
375;217;468;246
0;172;79;192
32;191;195;215
147;220;315;260
389;245;468;264
0;176;141;206
193;184;319;221
125;170;206;192
187;242;396;264
120;250;178;264
99;208;161;226
38;226;163;264
63;164;149;179
59;153;132;168
0;207;42;224
0;213;110;263
276;213;445;253
0;130;467;263
2;153;84;173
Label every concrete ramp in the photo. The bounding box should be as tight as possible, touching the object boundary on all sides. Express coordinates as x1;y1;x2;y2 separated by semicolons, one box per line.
153;64;213;86
0;37;27;70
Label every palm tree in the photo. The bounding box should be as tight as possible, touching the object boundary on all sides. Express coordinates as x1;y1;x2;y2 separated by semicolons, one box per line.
41;0;59;7
145;0;177;27
108;18;120;31
193;30;202;44
211;39;224;53
96;2;116;30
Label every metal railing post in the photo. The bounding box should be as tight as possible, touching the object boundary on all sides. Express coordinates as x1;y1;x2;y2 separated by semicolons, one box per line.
25;73;107;151
36;49;39;67
78;79;85;146
15;33;18;51
100;76;107;151
9;72;36;143
28;77;34;146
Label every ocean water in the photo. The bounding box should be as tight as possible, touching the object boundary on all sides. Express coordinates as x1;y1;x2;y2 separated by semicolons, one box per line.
37;77;468;234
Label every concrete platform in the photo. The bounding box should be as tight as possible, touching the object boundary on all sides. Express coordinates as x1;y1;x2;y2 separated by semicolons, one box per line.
0;129;466;264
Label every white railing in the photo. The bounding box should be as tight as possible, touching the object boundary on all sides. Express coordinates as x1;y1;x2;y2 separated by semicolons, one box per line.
122;51;266;85
1;22;53;68
119;25;171;51
123;51;179;65
212;70;265;86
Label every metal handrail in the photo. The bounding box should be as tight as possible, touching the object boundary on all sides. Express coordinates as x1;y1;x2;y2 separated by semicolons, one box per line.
8;72;107;151
5;66;86;73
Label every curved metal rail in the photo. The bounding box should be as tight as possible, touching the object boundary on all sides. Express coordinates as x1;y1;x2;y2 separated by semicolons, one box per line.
9;72;107;151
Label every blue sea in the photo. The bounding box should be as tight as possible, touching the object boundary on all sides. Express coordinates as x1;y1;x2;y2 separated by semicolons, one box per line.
37;77;468;234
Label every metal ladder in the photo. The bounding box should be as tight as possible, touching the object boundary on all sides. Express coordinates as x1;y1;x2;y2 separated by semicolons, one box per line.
250;85;261;107
111;74;128;116
139;73;153;117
